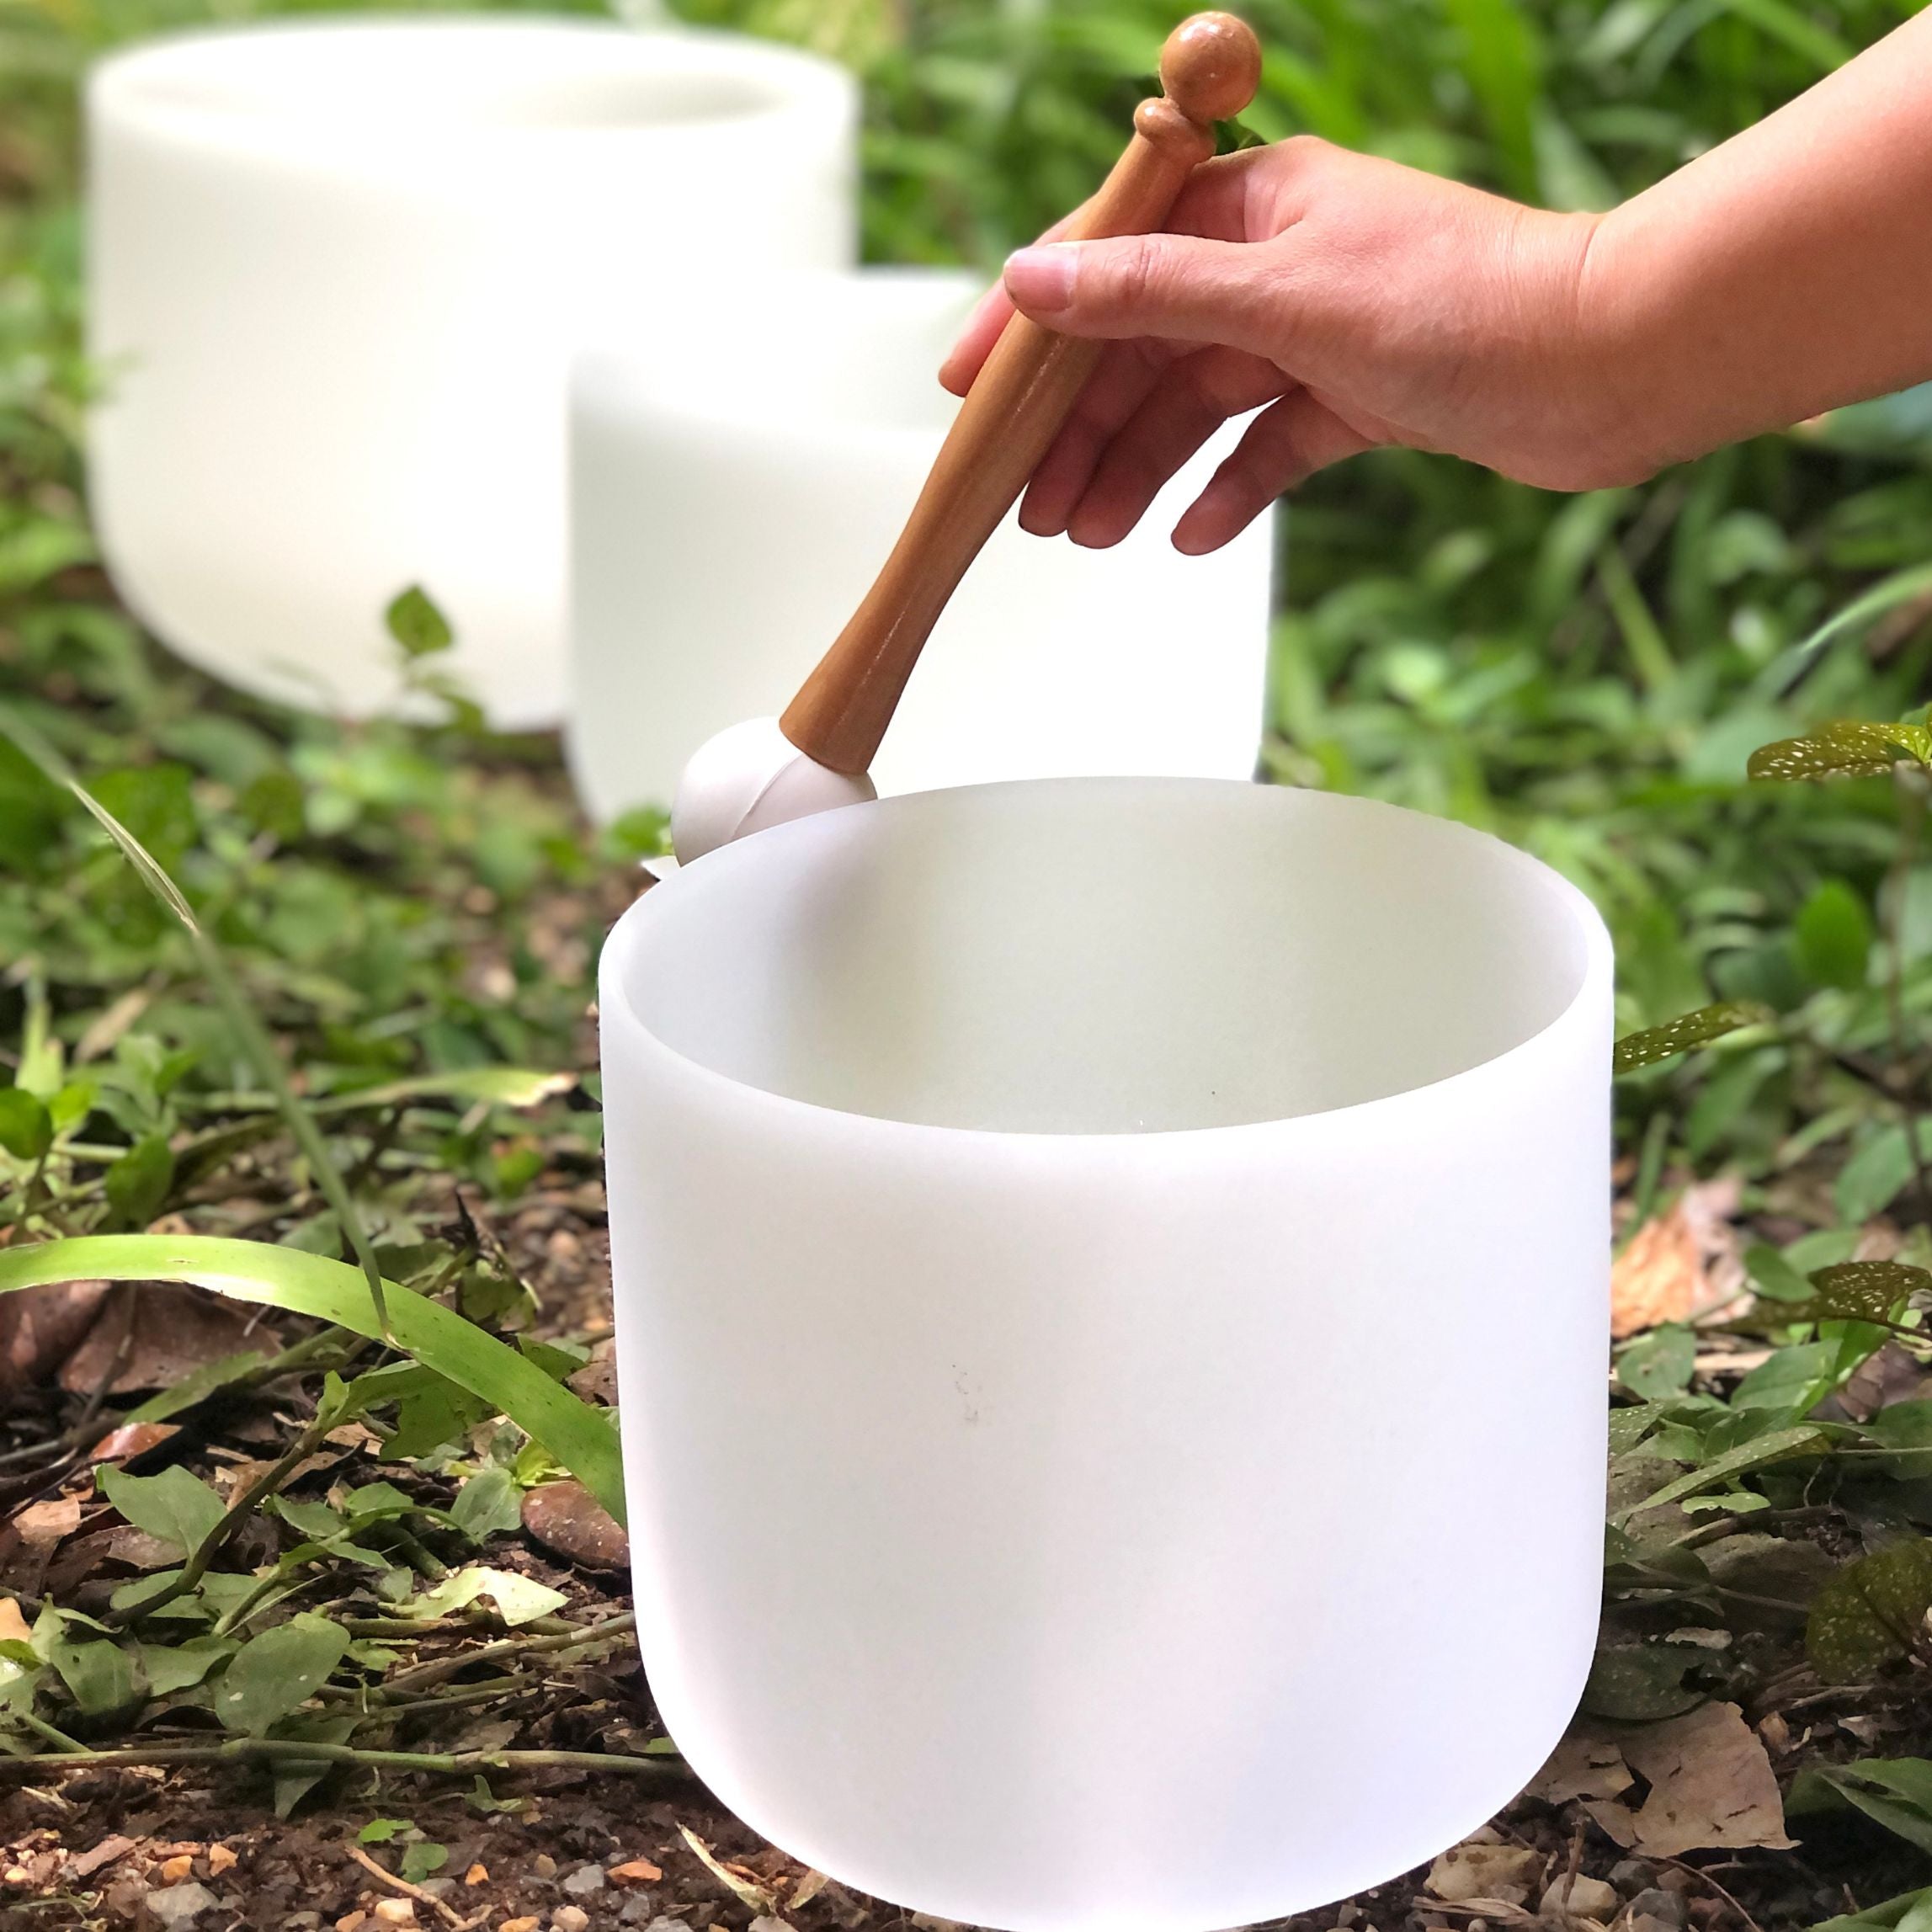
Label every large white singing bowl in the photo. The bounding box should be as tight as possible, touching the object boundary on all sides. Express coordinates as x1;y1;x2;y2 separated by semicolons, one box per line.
87;19;856;726
568;269;1273;817
600;780;1612;1932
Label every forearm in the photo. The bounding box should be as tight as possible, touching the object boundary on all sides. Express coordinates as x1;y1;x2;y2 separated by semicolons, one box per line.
1587;8;1932;476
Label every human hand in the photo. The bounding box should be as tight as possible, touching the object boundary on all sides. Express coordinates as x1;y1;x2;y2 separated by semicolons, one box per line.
940;136;1615;554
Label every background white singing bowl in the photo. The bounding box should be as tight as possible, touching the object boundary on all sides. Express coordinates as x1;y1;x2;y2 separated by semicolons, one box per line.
87;18;857;726
568;268;1275;818
599;780;1613;1932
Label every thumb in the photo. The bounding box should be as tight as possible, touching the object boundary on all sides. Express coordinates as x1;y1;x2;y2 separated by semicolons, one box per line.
1002;232;1286;358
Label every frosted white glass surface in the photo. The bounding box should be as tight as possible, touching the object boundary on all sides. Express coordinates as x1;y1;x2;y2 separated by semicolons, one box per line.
599;779;1612;1932
87;17;857;726
568;270;1274;817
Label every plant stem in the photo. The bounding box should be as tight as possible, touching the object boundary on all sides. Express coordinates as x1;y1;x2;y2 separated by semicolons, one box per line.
0;1738;694;1782
378;1612;636;1698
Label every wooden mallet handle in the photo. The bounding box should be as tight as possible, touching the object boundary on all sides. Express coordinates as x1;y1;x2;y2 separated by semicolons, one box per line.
780;11;1263;776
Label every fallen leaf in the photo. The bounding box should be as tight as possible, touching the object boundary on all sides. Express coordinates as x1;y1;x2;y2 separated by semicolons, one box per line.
1613;1180;1747;1339
680;1828;779;1915
1526;1727;1636;1805
790;1870;831;1909
521;1479;630;1570
1591;1701;1796;1856
69;1836;136;1881
0;1599;29;1645
13;1497;80;1546
205;1845;237;1876
567;1351;617;1407
0;1281;112;1397
90;1422;181;1464
1424;1841;1543;1905
60;1284;259;1397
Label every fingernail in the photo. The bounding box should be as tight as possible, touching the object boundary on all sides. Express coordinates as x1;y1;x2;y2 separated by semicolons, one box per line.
1003;244;1078;314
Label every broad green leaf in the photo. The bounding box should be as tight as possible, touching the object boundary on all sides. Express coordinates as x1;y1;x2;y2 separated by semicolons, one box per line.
0;1088;51;1163
1789;1759;1932;1856
137;1635;235;1696
99;1464;226;1557
1807;1540;1932;1685
1865;1402;1932;1480
1616;1324;1695;1399
216;1613;350;1734
273;1498;349;1541
1810;1887;1932;1932
1744;1242;1815;1303
0;1237;625;1525
1836;1125;1932;1226
451;1466;524;1544
1748;720;1932;781
318;1067;575;1113
1618;1424;1828;1518
1614;1002;1771;1073
103;1133;175;1229
271;1710;360;1817
1731;1344;1839;1414
1579;1642;1708;1721
1786;1261;1931;1328
401;1844;449;1884
1794;880;1874;990
43;1621;143;1718
359;1818;412;1844
402;1566;567;1628
385;585;455;659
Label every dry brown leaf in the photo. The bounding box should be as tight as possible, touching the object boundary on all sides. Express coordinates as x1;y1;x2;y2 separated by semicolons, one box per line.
521;1479;630;1571
12;1497;80;1547
89;1422;180;1465
0;1281;111;1397
0;1599;30;1646
1424;1842;1543;1905
59;1283;261;1396
1589;1701;1796;1857
1525;1727;1635;1805
69;1836;136;1881
1611;1179;1747;1339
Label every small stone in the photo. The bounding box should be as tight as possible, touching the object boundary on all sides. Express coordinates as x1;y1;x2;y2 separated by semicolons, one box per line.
610;1860;663;1886
146;1883;221;1929
554;1910;591;1932
206;1846;238;1877
336;1915;369;1932
159;1855;196;1886
643;1919;694;1932
749;1920;790;1932
501;1920;540;1932
1610;1863;1658;1897
372;1903;416;1926
417;1878;454;1899
1427;1844;1543;1908
465;1865;490;1888
1630;1889;1690;1929
1542;1876;1621;1920
618;1905;655;1929
534;1855;558;1879
283;1917;322;1931
564;1866;607;1895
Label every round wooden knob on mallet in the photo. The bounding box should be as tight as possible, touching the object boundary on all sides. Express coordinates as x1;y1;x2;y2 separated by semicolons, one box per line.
668;12;1264;864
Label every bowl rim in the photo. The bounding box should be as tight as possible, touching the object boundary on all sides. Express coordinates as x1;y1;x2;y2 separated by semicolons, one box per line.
599;775;1615;1146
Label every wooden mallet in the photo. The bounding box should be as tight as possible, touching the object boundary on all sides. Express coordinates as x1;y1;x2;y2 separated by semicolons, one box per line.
669;11;1264;863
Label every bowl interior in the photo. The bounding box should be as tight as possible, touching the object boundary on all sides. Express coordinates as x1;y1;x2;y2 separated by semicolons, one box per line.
107;22;796;134
613;780;1600;1135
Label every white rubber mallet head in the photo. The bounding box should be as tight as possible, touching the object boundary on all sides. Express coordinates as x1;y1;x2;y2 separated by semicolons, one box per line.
669;716;876;864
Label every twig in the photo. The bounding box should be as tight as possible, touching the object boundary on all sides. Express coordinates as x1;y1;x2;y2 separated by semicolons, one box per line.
0;1738;694;1782
1653;1856;1765;1932
378;1611;636;1698
345;1843;479;1930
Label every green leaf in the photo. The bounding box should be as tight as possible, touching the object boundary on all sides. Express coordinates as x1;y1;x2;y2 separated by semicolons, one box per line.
98;1464;226;1558
1616;1324;1696;1400
385;586;455;660
1748;720;1932;781
1614;1002;1771;1073
270;1710;360;1817
1810;1887;1932;1932
43;1620;144;1718
1794;880;1874;990
103;1133;175;1230
0;1237;625;1525
359;1818;412;1844
0;1088;52;1163
401;1843;449;1884
125;1350;274;1427
1745;1242;1816;1303
137;1635;236;1696
451;1466;524;1544
402;1566;567;1628
1789;1759;1932;1857
1836;1125;1932;1226
1785;1261;1931;1328
318;1067;575;1113
1807;1541;1932;1685
1865;1402;1932;1480
216;1612;350;1734
1619;1425;1828;1519
1579;1642;1709;1721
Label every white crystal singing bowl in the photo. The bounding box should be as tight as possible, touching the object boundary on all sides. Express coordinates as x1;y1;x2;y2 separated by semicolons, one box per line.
567;268;1274;819
86;17;857;726
599;779;1612;1932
